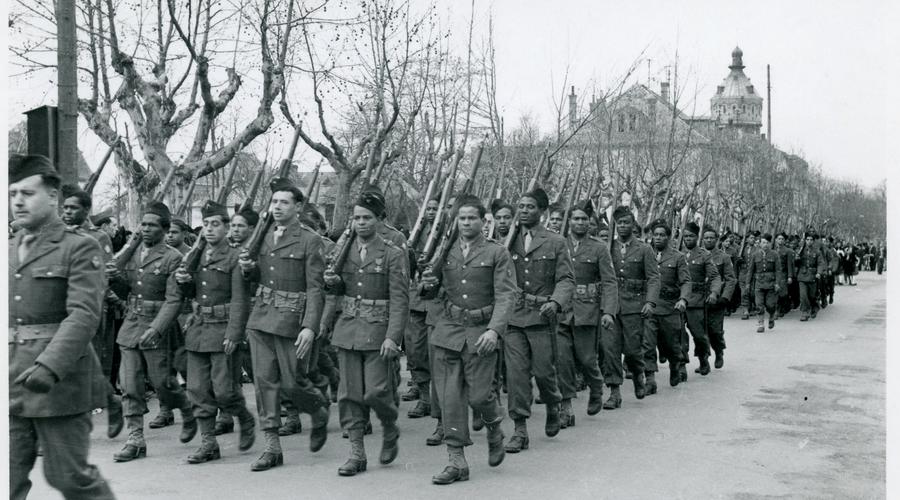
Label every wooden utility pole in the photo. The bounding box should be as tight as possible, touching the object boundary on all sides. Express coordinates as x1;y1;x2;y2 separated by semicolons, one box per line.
55;0;78;185
767;64;772;144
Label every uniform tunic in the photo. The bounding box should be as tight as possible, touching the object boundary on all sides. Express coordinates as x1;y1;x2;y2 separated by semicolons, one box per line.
9;219;116;500
331;235;409;430
706;247;737;353
406;220;434;390
680;246;721;362
428;235;516;447
505;225;574;420
603;237;660;385
796;244;826;315
557;235;618;400
645;247;690;373
747;248;784;316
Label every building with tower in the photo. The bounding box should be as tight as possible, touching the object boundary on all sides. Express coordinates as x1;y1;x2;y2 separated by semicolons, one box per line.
711;46;763;135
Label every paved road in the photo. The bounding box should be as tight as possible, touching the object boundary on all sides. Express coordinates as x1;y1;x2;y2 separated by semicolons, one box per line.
29;273;886;500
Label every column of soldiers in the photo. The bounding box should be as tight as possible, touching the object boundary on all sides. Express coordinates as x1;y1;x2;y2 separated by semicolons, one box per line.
9;152;850;499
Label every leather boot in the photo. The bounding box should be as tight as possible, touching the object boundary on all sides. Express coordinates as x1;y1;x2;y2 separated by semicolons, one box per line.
669;364;681;387
309;406;329;453
505;419;529;453
278;409;302;436
432;446;469;485
114;417;147;462
379;421;399;464
180;407;198;443
148;407;174;428
586;389;604;416
603;385;622;409
696;357;711;376
679;363;688;383
768;314;776;330
237;406;256;452
472;409;485;432
756;316;765;332
633;371;646;400
559;399;574;429
338;428;367;476
187;418;221;464
107;394;124;439
251;430;284;471
214;410;234;435
426;420;445;446
544;403;560;437
714;350;724;369
644;372;657;395
485;418;505;467
741;311;750;320
400;384;420;402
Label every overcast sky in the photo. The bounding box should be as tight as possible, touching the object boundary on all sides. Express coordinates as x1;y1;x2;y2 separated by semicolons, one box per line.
6;0;893;191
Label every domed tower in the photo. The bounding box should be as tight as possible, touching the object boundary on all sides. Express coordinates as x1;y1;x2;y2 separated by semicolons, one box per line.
711;46;763;134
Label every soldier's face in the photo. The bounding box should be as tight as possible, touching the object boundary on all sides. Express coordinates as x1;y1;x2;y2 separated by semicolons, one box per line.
546;211;564;233
494;208;513;235
652;227;669;250
352;206;377;239
230;215;253;244
61;196;88;226
615;216;633;240
270;191;299;223
570;210;589;236
805;236;814;246
775;235;785;247
166;225;186;247
598;228;609;243
203;216;228;245
9;175;58;230
140;214;166;245
588;218;599;236
457;206;483;239
683;232;698;249
424;200;439;223
759;238;771;250
516;197;541;227
703;231;718;250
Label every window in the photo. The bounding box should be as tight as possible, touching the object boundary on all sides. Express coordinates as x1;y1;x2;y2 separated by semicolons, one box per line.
628;113;637;131
618;114;626;132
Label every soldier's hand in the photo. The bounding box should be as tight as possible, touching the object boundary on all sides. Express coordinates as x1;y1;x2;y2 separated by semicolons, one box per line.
475;329;499;356
540;301;559;321
641;302;655;317
323;269;341;288
787;277;793;284
15;364;58;393
420;268;439;289
380;338;400;359
601;314;615;330
105;262;121;280
774;284;781;293
674;299;687;312
174;267;192;284
138;327;161;349
295;328;316;359
815;273;821;280
238;251;256;273
223;339;238;355
706;292;719;305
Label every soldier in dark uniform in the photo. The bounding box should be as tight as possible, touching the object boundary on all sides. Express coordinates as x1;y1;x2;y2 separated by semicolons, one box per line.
323;190;410;477
819;236;837;308
774;233;796;317
680;222;721;377
167;219;193;255
796;232;826;321
403;197;439;417
491;200;515;240
557;200;617;424
546;203;565;234
503;188;574;452
9;154;117;500
237;178;329;471
175;201;256;463
824;237;839;304
109;201;197;461
737;231;758;320
644;219;690;390
702;226;736;369
60;185;125;437
603;206;659;408
420;195;515;484
746;233;784;333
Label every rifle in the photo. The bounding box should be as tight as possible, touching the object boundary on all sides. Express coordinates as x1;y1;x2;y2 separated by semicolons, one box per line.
242;126;303;260
552;171;571;205
561;150;587;237
301;161;322;218
84;146;114;195
407;157;446;251
237;160;267;214
109;167;178;268
419;147;466;266
425;141;486;279
181;155;241;271
504;149;548;250
174;172;201;218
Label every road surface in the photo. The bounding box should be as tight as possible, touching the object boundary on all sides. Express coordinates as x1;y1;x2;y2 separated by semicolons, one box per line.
28;273;886;499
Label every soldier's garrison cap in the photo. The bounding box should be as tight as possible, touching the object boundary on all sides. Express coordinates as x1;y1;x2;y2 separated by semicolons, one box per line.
9;154;59;184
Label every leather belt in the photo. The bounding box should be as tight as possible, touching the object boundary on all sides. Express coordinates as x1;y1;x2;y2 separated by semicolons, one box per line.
443;301;494;326
9;323;59;344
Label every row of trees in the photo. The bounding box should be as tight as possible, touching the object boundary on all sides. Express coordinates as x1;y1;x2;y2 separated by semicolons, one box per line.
9;0;885;242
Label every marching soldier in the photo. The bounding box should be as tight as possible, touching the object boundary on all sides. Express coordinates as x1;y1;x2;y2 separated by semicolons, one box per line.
680;222;721;376
702;226;737;369
746;233;784;332
823;236;839;305
603;207;659;407
109;200;197;462
774;233;796;317
323;189;410;477
174;200;256;463
557;200;617;424
737;231;758;320
9;154;117;500
237;178;330;471
645;219;690;389
819;235;837;309
796;232;826;321
546;203;565;234
491;199;515;240
420;195;515;484
167;219;194;254
503;188;574;452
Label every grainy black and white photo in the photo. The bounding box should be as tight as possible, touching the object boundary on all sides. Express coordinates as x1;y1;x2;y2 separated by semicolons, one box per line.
6;0;892;498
